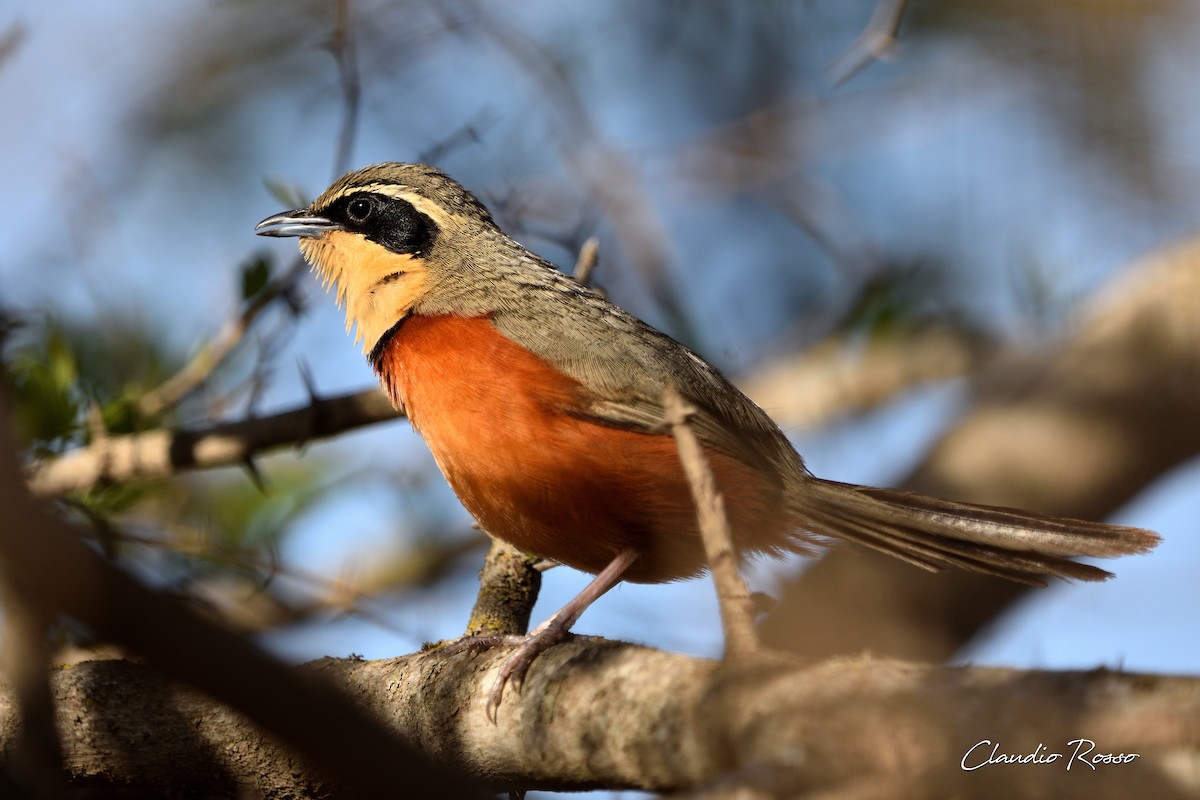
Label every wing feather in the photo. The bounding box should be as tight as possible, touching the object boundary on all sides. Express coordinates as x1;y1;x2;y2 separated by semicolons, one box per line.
490;272;800;478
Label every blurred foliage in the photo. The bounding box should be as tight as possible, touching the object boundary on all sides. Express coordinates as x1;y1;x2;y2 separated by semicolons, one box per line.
835;262;955;336
180;466;338;555
0;259;331;600
125;464;346;587
4;324;81;452
2;311;175;454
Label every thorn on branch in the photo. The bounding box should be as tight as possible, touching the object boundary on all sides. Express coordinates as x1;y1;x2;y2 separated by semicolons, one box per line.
330;0;362;179
296;388;330;455
241;456;267;494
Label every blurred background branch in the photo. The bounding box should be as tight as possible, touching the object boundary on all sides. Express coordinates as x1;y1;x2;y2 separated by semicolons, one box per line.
827;0;910;86
763;233;1200;662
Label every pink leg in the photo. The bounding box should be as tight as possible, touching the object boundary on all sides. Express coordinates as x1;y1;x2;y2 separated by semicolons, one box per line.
481;548;638;721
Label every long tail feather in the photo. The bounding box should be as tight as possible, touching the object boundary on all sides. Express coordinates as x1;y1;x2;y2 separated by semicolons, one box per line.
792;478;1160;585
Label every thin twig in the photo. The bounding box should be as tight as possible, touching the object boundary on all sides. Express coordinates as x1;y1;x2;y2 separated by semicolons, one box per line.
417;110;497;165
118;526;482;636
331;0;361;179
138;0;366;420
136;259;306;419
29;387;401;497
571;236;599;287
0;22;26;72
661;386;759;659
826;0;910;87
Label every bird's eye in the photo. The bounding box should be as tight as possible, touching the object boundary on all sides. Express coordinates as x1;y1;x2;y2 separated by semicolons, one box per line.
346;196;373;222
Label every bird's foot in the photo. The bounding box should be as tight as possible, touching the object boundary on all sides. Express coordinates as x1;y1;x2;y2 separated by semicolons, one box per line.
432;550;640;721
429;632;525;657
484;619;575;721
431;621;575;722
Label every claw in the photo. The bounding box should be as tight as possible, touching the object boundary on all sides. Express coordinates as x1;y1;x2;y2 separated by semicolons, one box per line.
435;549;639;722
433;633;522;657
429;629;574;722
484;624;574;722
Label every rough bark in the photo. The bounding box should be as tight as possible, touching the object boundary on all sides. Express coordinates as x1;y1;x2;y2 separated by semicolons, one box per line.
463;538;542;637
6;645;1197;798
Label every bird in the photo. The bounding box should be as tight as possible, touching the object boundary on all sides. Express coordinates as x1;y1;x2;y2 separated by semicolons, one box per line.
257;162;1159;711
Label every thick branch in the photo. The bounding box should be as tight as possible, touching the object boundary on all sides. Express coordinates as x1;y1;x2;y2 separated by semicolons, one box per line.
16;647;1199;798
27;387;400;496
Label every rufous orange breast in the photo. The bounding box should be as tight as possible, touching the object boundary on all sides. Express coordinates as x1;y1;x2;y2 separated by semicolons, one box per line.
372;313;789;583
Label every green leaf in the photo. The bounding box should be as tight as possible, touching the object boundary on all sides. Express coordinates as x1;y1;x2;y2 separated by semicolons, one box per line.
240;253;273;301
7;353;81;449
46;330;78;392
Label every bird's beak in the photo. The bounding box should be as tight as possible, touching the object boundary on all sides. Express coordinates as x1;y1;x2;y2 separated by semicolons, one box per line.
255;208;341;238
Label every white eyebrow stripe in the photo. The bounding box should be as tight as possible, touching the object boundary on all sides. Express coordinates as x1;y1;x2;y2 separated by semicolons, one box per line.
320;184;456;228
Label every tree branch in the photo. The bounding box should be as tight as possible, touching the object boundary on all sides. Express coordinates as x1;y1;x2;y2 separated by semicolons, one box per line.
28;387;401;496
826;0;910;87
738;324;987;431
462;537;541;637
20;647;1198;797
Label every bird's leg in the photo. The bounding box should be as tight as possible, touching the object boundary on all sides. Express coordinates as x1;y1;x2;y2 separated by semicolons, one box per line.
480;548;638;720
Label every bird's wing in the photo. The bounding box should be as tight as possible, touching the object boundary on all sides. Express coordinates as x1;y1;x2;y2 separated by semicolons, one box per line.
491;273;804;479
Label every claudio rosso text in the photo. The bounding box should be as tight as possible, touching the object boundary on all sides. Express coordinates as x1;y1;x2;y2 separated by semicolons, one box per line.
961;739;1140;771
